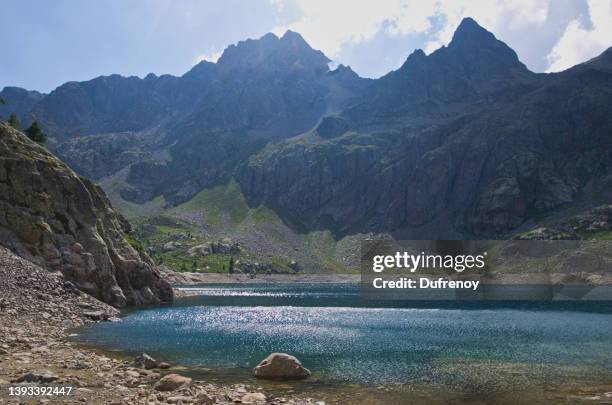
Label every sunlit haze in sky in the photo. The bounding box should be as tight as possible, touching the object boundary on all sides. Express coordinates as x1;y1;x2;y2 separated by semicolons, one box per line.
2;0;611;92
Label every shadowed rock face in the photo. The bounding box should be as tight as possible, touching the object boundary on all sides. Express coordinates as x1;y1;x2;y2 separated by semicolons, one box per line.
6;19;612;238
18;31;365;206
316;116;350;139
0;87;45;124
237;21;612;237
0;122;173;306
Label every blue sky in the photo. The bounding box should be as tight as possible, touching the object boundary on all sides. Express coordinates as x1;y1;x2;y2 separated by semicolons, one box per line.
2;0;611;93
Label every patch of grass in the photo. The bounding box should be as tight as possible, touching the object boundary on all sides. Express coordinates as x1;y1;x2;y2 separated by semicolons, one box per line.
116;195;166;220
266;255;299;273
160;252;234;273
133;215;210;272
170;179;249;229
251;206;282;225
114;179;361;274
590;231;612;240
304;230;337;258
302;230;358;273
124;233;145;254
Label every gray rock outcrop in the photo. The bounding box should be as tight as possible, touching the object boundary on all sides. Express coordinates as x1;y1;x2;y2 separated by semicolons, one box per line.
0;122;172;306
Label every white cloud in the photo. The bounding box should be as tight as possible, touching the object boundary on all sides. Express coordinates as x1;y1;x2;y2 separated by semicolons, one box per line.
270;0;550;57
546;0;612;72
269;0;609;75
270;0;438;57
422;0;549;53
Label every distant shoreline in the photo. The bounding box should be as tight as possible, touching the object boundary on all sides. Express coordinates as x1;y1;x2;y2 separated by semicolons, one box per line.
165;270;612;286
164;271;361;285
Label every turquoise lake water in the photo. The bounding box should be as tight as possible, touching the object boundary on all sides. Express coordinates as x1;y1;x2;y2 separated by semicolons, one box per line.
77;283;612;392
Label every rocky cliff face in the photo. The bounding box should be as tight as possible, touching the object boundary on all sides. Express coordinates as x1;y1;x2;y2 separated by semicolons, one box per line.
238;20;612;237
0;122;173;306
5;19;612;239
115;31;364;205
18;31;365;203
345;18;535;124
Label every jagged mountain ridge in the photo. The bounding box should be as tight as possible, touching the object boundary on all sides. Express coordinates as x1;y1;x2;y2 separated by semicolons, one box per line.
0;86;46;124
238;19;612;237
0;30;366;206
345;18;536;125
26;30;358;143
2;18;611;238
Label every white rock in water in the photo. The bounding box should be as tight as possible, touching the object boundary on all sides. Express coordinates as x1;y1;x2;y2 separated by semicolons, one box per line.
253;353;311;379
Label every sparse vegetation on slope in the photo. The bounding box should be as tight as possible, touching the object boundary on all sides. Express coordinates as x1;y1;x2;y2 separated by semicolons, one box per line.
127;180;362;274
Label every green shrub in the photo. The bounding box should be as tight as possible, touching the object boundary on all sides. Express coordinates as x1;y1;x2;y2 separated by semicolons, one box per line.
25;121;47;144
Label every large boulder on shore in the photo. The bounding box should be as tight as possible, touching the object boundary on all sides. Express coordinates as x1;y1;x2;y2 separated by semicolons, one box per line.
253;353;311;379
0;123;173;307
154;374;192;391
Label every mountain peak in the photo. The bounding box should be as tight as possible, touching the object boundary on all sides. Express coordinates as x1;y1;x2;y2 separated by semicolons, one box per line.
455;17;485;32
182;59;216;80
332;64;355;74
405;49;426;63
441;17;528;77
330;64;360;81
450;17;497;48
260;32;279;42
281;30;305;42
216;30;330;73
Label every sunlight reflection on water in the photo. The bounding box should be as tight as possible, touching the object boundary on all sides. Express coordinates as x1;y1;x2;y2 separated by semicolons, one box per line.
79;283;612;387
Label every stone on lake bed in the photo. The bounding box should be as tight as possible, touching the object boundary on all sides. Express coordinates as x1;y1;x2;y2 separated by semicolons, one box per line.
133;353;158;369
253;353;311;379
154;373;192;391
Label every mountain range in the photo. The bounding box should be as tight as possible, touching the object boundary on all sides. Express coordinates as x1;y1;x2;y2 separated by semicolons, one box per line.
2;17;611;244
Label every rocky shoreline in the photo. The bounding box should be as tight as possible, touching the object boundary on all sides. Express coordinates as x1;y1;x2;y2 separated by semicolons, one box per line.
161;270;359;286
0;246;322;404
